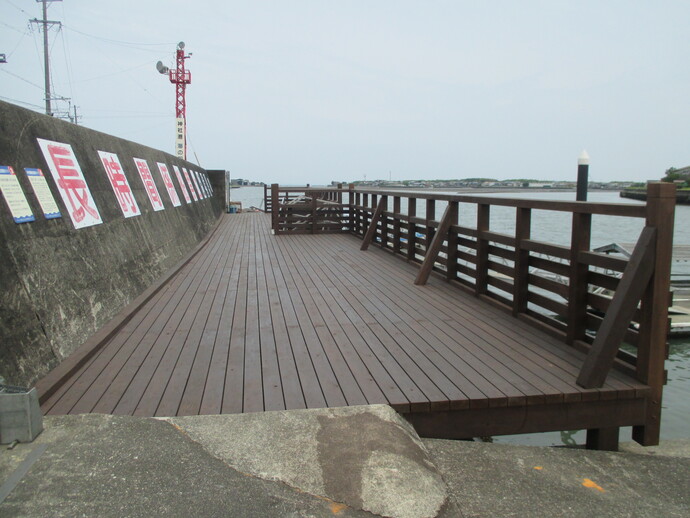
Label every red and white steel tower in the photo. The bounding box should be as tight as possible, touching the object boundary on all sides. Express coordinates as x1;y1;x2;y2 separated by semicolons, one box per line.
157;42;192;160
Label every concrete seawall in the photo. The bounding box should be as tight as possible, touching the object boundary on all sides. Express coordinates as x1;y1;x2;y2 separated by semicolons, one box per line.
0;101;223;386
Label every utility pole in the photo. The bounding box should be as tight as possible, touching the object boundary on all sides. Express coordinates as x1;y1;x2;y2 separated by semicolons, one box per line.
30;0;62;116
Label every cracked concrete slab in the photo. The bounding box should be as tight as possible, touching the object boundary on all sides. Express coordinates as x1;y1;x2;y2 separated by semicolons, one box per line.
0;414;376;517
169;405;449;518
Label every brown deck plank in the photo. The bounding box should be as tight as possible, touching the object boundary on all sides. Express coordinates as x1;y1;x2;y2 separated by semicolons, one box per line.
278;234;368;407
199;215;250;414
112;233;228;416
295;237;460;411
280;234;411;411
256;221;306;410
47;227;227;415
261;224;327;409
280;234;391;407
242;217;266;413
175;218;246;416
40;213;649;442
349;231;644;399
342;234;606;399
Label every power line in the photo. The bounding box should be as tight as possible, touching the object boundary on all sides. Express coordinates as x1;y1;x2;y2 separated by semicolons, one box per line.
0;68;45;91
0;95;45;110
0;20;25;34
63;26;176;52
5;0;30;14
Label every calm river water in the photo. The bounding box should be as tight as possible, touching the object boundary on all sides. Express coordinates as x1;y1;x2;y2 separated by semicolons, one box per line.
231;186;689;446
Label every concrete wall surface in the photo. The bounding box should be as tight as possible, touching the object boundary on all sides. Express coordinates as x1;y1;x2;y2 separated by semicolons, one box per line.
0;101;222;386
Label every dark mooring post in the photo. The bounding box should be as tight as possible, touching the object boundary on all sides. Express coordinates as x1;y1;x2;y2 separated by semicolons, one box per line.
576;150;590;201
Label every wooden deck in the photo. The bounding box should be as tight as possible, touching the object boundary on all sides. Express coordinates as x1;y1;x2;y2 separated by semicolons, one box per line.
40;213;651;440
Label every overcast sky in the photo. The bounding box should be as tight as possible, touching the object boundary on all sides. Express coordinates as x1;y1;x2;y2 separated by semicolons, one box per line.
2;1;689;184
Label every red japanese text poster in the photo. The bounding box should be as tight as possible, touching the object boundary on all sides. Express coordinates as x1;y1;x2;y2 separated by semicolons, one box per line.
133;158;164;211
156;163;181;207
37;138;102;229
182;167;198;201
98;151;141;218
172;165;191;204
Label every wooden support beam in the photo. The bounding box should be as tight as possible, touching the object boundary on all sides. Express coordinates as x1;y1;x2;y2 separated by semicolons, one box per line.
393;197;401;254
445;202;459;282
513;207;531;316
634;182;676;446
475;204;490;295
567;212;592;343
407;197;417;261
415;203;453;285
361;196;387;251
577;226;657;388
586;427;620;451
271;183;279;232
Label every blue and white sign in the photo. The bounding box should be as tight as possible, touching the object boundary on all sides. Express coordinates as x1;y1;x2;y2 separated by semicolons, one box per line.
0;165;35;224
25;168;62;219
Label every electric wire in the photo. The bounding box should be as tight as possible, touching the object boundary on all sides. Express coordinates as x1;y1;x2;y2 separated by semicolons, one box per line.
0;95;45;110
6;27;30;59
0;68;45;91
4;0;30;15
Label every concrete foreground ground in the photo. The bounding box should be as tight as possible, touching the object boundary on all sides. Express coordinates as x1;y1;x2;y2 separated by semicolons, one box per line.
0;405;687;517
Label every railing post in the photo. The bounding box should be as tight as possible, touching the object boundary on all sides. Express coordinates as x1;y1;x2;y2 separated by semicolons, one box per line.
446;201;459;282
393;196;401;254
407;197;417;262
513;207;531;316
380;196;388;250
371;194;378;242
337;183;343;204
425;199;436;253
311;193;317;234
264;184;268;212
633;182;676;446
271;183;279;232
475;203;490;295
348;183;355;232
567;211;592;344
355;190;361;235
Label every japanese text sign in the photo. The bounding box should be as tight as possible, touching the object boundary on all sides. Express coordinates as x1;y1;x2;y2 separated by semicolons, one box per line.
133;158;164;211
156;163;181;207
25;168;61;219
0;166;35;224
98;151;140;218
182;167;198;201
172;165;191;203
37;138;102;229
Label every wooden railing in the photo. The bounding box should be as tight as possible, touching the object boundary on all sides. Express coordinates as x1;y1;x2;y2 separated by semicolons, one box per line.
270;182;676;445
270;184;348;234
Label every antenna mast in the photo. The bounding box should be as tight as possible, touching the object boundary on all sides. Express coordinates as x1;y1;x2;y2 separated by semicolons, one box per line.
157;42;192;160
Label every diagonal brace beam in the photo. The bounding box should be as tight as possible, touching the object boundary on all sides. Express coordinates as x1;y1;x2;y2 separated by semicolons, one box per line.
415;203;453;285
577;226;657;388
360;197;387;251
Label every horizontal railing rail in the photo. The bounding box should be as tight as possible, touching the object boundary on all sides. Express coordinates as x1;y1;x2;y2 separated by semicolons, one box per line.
270;182;675;445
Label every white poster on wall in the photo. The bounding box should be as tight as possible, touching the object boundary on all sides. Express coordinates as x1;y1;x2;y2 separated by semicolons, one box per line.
37;138;103;229
98;151;140;218
133;158;164;211
172;165;191;203
190;169;204;199
182;167;198;201
156;163;181;207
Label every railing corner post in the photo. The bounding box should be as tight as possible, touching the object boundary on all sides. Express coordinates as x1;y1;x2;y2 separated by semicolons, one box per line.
271;183;279;232
633;181;676;446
